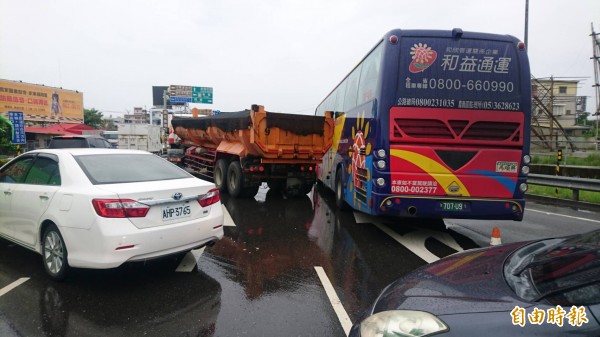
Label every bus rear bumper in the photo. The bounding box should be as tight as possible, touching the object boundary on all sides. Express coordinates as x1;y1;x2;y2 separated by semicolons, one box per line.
372;194;525;221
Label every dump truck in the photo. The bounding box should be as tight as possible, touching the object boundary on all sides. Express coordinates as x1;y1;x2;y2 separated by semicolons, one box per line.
169;104;333;197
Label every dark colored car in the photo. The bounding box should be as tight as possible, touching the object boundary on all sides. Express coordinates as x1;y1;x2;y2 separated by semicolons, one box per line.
48;135;114;149
350;230;600;337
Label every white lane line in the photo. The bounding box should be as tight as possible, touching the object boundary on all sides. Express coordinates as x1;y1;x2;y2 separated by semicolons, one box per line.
355;211;462;263
314;266;352;336
0;278;30;297
176;247;205;272
222;205;235;227
373;223;440;263
527;208;600;224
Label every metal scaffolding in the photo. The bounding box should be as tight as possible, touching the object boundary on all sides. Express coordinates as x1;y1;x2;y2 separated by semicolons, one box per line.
592;23;600;150
530;76;576;152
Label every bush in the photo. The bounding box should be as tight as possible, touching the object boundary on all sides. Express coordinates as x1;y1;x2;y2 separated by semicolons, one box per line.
532;153;600;167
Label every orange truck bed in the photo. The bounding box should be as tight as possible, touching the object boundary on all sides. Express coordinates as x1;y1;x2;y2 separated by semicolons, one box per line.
171;105;333;164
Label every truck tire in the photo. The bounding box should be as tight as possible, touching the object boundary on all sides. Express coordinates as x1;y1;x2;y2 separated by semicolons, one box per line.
214;159;228;192
227;161;243;198
335;171;349;211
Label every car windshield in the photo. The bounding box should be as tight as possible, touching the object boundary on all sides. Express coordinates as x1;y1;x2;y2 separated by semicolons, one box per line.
505;230;600;306
74;153;191;184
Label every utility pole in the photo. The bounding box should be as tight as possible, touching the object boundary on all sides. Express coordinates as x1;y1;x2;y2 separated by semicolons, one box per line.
524;0;529;48
591;23;600;151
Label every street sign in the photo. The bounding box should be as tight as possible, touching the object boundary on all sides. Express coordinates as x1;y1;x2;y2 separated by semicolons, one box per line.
169;96;192;103
192;87;213;104
169;85;192;97
168;85;213;104
8;111;25;144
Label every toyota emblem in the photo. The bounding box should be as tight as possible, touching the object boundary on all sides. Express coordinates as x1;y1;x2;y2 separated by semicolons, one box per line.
172;192;183;201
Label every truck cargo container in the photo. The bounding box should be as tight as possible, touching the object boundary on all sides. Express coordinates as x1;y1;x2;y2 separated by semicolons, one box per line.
170;104;333;197
117;124;162;153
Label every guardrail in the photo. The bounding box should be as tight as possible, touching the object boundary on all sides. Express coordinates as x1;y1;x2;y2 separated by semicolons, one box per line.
527;174;600;202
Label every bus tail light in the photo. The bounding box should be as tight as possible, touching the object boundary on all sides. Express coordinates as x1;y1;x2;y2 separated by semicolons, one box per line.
375;149;387;158
376;178;386;187
523;155;531;164
376;160;386;169
519;183;528;192
521;166;530;175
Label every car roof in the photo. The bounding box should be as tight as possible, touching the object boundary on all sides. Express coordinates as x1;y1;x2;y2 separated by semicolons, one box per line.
51;135;104;138
29;148;151;156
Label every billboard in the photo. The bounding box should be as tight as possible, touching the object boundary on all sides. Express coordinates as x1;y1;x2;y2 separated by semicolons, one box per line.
152;86;172;107
0;79;84;123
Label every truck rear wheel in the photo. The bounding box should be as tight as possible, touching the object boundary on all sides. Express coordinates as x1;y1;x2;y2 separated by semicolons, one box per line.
227;161;243;198
214;159;228;192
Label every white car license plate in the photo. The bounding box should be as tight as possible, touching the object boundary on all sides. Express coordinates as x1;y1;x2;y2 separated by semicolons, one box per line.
162;203;191;221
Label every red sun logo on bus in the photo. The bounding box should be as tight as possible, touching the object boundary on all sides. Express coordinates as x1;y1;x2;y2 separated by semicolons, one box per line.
409;43;437;73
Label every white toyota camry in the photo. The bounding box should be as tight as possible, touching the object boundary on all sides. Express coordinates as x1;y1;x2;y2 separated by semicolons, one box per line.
0;149;224;280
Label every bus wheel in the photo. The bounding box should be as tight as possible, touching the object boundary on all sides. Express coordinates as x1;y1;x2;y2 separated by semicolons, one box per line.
227;161;243;198
214;159;228;192
335;172;349;210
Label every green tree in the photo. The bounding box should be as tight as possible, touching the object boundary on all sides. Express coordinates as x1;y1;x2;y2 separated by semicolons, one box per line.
101;117;117;131
0;117;17;156
576;112;593;126
84;108;103;129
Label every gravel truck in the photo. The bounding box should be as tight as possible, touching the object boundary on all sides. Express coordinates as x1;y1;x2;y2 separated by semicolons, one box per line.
169;104;333;197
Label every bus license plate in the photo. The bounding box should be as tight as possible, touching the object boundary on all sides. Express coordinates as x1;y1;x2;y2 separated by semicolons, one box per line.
162;203;191;221
437;201;470;212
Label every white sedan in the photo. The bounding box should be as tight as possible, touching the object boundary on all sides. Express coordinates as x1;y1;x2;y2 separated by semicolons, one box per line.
0;149;224;280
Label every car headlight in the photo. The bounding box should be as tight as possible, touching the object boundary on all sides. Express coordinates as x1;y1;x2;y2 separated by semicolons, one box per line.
360;310;448;337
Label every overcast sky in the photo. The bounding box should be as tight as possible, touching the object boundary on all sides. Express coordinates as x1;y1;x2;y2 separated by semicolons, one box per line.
1;0;599;116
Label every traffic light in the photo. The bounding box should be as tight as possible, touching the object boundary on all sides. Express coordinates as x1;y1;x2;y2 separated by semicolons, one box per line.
557;149;562;161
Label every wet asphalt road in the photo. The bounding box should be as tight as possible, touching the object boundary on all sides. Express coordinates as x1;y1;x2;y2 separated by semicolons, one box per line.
1;184;597;337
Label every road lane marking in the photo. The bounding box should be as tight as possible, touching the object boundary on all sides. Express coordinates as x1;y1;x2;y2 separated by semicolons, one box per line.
314;266;352;336
527;208;600;224
354;212;463;263
0;278;29;297
373;223;440;263
222;205;235;226
176;247;205;272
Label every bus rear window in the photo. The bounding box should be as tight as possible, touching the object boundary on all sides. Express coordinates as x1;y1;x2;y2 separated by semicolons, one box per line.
398;37;521;107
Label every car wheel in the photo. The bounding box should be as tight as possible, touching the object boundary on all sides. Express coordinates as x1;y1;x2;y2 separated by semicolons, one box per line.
335;171;349;211
227;161;243;198
214;159;228;192
42;225;69;281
